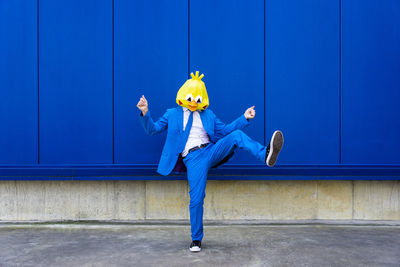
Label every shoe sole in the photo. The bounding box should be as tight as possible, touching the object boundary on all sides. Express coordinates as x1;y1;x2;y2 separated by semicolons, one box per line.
189;246;201;252
266;130;284;167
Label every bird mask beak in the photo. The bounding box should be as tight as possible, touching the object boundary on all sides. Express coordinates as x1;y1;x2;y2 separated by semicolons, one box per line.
187;100;198;112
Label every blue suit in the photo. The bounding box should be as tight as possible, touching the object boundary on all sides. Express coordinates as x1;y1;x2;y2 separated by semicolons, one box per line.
140;107;267;240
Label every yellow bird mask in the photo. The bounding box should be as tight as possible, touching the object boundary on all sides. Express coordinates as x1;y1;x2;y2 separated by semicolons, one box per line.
176;71;209;112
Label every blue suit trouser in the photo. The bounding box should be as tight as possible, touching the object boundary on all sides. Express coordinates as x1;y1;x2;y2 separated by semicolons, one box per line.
182;130;267;241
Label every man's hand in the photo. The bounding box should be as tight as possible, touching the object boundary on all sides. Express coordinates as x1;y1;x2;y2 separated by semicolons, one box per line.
244;106;256;120
137;95;149;116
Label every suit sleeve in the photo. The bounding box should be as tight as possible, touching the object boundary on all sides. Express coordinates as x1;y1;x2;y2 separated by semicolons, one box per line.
139;110;168;136
214;112;250;137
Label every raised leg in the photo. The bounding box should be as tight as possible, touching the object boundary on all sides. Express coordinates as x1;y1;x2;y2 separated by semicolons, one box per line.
208;130;267;167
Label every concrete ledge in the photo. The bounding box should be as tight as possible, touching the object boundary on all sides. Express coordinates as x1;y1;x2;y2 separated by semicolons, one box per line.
1;180;399;221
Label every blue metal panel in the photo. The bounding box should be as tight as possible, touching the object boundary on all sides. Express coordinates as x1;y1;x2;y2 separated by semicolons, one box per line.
1;165;400;180
190;0;265;165
1;0;399;180
341;0;400;164
39;0;113;164
266;0;340;164
114;0;188;164
0;0;38;164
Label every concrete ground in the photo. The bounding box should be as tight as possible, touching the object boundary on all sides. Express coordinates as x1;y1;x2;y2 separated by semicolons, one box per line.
0;223;399;267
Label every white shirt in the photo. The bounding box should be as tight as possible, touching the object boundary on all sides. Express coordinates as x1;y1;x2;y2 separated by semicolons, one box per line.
182;107;210;157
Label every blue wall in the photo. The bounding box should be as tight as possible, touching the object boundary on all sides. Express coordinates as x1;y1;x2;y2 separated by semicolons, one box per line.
1;0;399;179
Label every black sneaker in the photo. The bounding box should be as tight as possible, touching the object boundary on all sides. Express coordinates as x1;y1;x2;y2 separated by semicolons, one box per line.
189;240;201;252
265;130;284;167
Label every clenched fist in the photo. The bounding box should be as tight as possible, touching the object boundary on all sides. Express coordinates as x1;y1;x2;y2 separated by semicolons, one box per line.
244;106;256;120
137;95;148;116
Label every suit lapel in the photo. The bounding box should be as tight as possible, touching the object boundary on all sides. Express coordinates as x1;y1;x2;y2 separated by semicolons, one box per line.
177;107;184;134
199;110;211;135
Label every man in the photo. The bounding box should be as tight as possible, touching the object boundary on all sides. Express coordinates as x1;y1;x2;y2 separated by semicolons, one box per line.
137;71;284;252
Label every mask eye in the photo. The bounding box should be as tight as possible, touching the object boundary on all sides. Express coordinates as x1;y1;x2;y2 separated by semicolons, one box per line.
185;94;194;102
195;95;203;104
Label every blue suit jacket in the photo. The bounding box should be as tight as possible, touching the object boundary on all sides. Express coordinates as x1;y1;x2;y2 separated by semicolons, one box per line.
140;106;250;176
